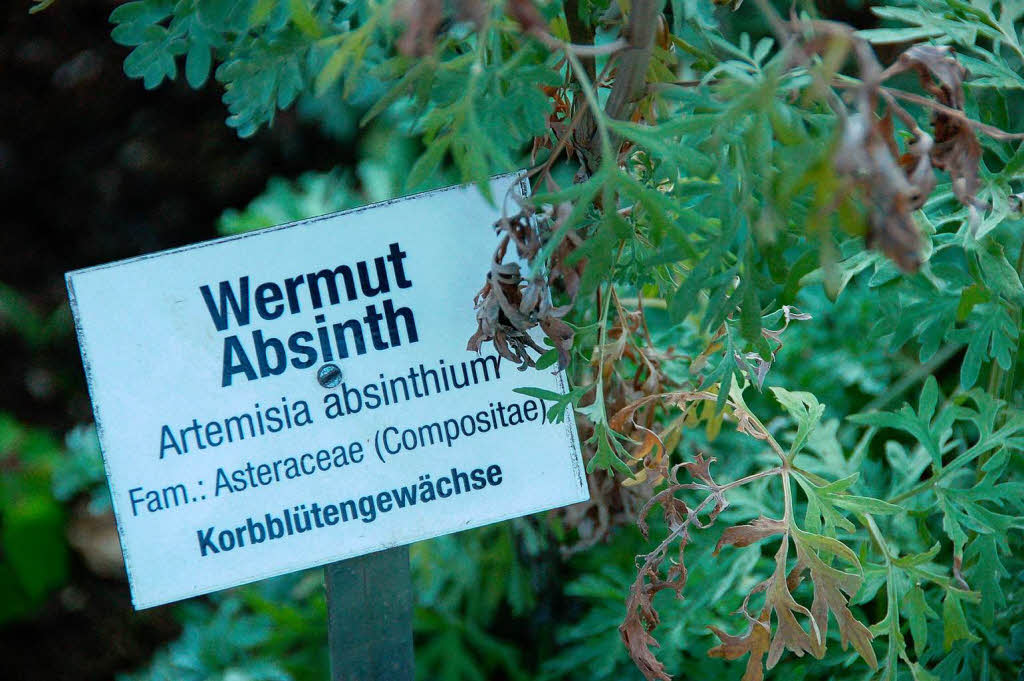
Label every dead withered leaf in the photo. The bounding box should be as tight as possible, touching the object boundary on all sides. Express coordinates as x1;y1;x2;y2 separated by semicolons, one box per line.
468;205;582;371
67;501;125;579
619;455;707;681
466;253;547;368
506;0;546;35
888;45;983;214
834;112;932;272
713;515;786;555
496;209;543;261
681;452;729;521
394;0;486;56
539;314;574;371
709;537;819;677
620;537;692;681
453;0;487;27
764;540;821;667
833;40;988;270
393;0;442;57
701;490;876;679
621;570;674;681
707;614;772;681
792;538;877;668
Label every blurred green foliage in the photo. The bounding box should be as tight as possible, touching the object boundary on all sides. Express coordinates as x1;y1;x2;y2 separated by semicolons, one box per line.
0;414;68;622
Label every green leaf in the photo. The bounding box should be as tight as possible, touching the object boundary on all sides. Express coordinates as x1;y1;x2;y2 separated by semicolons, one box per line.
792;527;861;568
857;26;946;43
902;586;937;657
941;590;980;651
534;349;559;371
288;0;323;37
2;495;68;603
185;40;211;88
122;28;179;89
829;495;902;515
876;278;960;363
948;304;1018;389
512;385;586;424
586;423;632;475
110;0;174;36
976;245;1024;305
956;283;991;321
316;46;351;95
965;535;1007;626
217;35;310;137
361;58;432;125
849;378;954;473
793;471;855;534
769;387;824;460
29;0;57;14
909;663;940;681
669;253;717;323
893;543;941;568
407;138;450;189
740;272;761;342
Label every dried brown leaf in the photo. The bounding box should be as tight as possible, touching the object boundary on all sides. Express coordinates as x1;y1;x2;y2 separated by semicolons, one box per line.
393;0;442;57
468;205;586;370
496;211;542;262
895;45;968;109
889;45;982;212
621;580;672;681
620;543;691;681
793;534;877;668
539;314;574;371
682;451;717;486
835;113;929;271
714;516;787;555
453;0;487;27
506;0;546;34
764;539;819;668
708;615;771;681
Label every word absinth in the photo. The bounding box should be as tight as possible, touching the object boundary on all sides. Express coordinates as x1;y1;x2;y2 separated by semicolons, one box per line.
200;242;421;386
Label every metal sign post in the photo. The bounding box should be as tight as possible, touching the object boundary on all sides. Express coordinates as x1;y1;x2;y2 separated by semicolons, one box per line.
325;547;414;681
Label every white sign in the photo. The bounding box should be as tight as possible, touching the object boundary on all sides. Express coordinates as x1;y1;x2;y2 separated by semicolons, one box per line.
67;174;587;609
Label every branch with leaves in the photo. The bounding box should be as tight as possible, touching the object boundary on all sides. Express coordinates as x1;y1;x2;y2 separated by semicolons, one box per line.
78;1;1024;679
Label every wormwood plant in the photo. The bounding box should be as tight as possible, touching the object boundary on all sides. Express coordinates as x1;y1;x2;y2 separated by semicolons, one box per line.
66;0;1024;678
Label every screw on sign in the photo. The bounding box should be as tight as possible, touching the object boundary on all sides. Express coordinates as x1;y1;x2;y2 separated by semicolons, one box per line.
318;363;343;388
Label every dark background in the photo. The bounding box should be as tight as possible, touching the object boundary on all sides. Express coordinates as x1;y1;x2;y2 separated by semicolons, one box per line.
1;2;345;678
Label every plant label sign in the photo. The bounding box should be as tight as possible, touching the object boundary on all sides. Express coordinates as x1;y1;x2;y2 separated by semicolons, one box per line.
66;174;587;609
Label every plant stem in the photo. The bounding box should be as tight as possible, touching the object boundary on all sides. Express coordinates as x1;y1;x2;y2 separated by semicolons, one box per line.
833;80;1024;141
564;49;614;168
563;0;596;81
1001;239;1024;406
722;467;783;491
887;477;935;506
573;0;662;173
863;343;964;414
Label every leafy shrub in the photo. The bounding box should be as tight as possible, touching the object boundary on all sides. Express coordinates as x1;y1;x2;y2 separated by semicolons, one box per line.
36;0;1024;679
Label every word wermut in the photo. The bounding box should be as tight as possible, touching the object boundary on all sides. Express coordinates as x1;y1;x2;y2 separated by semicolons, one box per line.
198;242;421;386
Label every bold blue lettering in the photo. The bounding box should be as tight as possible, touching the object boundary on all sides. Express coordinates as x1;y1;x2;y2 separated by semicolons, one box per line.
200;278;250;331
